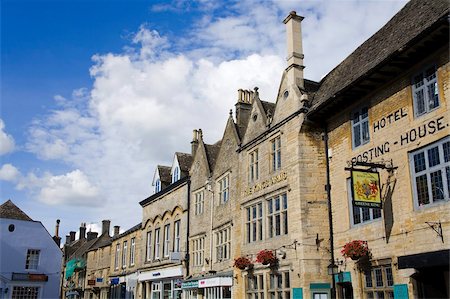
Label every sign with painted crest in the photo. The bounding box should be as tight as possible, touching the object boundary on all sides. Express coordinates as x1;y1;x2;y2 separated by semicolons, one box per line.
351;170;382;209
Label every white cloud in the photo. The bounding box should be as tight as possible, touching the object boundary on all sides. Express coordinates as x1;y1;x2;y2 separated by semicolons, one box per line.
0;119;15;155
37;170;100;206
24;1;407;231
0;164;20;182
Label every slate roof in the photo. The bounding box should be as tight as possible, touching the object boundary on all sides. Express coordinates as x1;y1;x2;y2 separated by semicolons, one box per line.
112;223;141;241
261;101;276;117
175;152;193;174
205;141;222;171
0;200;33;221
69;237;98;259
89;233;112;250
309;0;449;111
157;165;172;185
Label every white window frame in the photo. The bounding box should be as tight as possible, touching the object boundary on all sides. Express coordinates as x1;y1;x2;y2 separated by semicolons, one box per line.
267;193;288;238
364;265;394;299
246;202;263;243
130;237;135;266
347;178;382;226
155;179;161;193
271;136;282;171
218;174;230;203
154;228;161;260
412;65;440;118
12;286;40;299
146;231;152;262
351;106;370;148
172;166;180;183
114;243;120;270
192;237;205;266
409;137;450;208
194;190;204;215
122;241;127;269
173;220;181;253
25;249;40;270
215;226;231;262
269;271;291;299
163;224;171;257
246;273;264;299
249;148;259;182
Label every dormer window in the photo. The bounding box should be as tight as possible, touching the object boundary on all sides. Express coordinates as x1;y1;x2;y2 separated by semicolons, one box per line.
172;166;180;183
155;179;161;193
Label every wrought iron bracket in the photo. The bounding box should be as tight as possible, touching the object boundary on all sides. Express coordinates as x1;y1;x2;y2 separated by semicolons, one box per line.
425;221;444;243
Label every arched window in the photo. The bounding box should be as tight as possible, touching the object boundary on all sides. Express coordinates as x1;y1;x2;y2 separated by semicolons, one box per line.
155;179;161;193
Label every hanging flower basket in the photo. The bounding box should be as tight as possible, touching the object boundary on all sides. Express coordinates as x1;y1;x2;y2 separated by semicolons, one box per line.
233;256;253;270
341;240;370;260
256;250;278;266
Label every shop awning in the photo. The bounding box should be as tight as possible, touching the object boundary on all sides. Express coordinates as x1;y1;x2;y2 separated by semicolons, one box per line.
398;249;449;269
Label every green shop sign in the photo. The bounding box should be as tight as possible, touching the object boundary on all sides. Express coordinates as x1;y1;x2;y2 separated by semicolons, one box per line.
181;280;198;289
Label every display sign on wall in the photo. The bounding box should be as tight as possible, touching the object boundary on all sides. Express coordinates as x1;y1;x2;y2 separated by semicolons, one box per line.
351;170;382;208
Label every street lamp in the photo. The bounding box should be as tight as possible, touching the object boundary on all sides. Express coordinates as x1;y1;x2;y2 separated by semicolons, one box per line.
327;262;339;276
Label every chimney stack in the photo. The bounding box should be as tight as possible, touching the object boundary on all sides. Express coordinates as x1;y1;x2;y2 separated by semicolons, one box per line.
283;11;305;88
69;231;76;242
235;88;256;129
113;226;120;236
65;235;71;244
79;223;86;240
87;231;98;241
191;129;199;157
53;219;61;247
102;220;111;236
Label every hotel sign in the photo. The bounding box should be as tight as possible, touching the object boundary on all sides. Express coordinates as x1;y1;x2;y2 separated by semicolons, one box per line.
351;170;382;209
244;172;287;196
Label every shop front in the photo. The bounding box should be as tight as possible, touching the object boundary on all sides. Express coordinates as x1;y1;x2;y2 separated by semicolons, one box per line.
182;275;232;299
139;266;183;299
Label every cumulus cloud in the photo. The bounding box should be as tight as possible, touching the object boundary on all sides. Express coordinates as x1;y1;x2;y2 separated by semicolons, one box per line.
23;0;407;230
0;119;15;155
0;164;20;182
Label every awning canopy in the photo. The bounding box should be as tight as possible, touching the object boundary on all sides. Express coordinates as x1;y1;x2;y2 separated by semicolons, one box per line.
398;249;449;269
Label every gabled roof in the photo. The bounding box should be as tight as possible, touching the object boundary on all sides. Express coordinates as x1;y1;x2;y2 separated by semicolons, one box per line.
157;165;171;185
205;141;222;171
0;200;33;221
309;0;449;112
261;101;276;117
89;233;112;250
69;237;98;260
175;152;193;173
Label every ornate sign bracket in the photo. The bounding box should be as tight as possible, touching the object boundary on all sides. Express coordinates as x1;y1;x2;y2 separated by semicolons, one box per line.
345;159;398;172
425;221;444;243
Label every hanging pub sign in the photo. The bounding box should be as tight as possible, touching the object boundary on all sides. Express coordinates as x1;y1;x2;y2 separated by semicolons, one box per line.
351;169;382;209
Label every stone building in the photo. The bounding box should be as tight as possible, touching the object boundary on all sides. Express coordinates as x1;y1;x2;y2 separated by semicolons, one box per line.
307;0;449;298
109;224;141;299
84;220;113;299
138;152;192;299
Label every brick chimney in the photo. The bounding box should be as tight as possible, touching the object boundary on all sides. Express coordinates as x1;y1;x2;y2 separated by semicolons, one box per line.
113;225;120;237
102;220;111;236
283;11;305;89
191;129;199;157
79;223;86;240
69;231;76;242
65;235;71;244
87;231;98;241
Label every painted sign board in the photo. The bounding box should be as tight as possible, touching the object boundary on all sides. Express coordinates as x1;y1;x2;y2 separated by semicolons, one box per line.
351;170;382;208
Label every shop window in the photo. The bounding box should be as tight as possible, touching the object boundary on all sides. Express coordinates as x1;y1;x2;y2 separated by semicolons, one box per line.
246;202;263;243
215;226;231;262
25;249;40;270
193;237;205;266
194;191;204;215
409;137;450;208
12;286;39;299
271;136;282;171
205;286;231;299
146;231;152;262
347;179;382;225
218;175;230;203
269;272;290;299
364;265;394;299
351;106;370;148
130;237;135;266
412;65;440;117
249;148;259;182
122;241;127;268
267;193;288;237
246;274;264;299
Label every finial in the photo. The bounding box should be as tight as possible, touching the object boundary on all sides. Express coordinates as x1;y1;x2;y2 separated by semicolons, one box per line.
229;109;233;117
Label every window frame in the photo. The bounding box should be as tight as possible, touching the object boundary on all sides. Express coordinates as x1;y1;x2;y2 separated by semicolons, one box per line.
194;190;204;215
173;220;181;253
246;273;264;299
412;65;440;118
409;137;450;209
154;228;161;260
25;249;40;270
218;174;230;204
130;237;136;266
215;226;231;262
122;241;128;269
172;166;180;183
146;230;152;262
351;106;370;149
155;179;161;193
347;178;382;226
271;136;282;172
267;193;288;238
192;237;205;266
114;243;120;270
364;265;394;299
249;148;259;182
246;202;263;243
163;223;171;257
268;271;291;299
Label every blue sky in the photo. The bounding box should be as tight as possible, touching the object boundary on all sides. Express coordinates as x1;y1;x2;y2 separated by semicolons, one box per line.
1;0;408;241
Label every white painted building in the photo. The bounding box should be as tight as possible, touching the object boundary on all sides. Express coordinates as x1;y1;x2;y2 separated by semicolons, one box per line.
0;200;63;299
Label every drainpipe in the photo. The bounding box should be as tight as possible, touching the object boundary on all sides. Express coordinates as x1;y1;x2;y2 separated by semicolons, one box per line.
186;178;191;277
324;126;336;299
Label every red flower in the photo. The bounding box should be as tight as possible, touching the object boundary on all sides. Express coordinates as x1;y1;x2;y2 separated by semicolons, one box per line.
256;250;277;265
341;240;369;260
233;257;253;270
